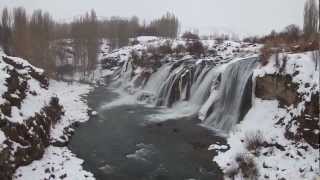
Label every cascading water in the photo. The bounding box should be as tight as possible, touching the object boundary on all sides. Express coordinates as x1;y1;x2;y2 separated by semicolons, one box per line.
143;59;218;107
200;57;259;131
113;56;259;132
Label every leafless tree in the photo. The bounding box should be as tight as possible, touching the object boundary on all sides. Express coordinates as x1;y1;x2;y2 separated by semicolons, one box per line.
0;7;12;54
304;0;319;38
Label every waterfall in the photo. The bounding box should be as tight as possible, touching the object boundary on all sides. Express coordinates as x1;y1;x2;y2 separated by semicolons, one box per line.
144;59;217;107
144;63;173;93
201;57;259;131
112;56;258;132
189;67;218;105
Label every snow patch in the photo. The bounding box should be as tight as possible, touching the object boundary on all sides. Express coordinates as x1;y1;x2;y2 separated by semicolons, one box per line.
13;146;95;180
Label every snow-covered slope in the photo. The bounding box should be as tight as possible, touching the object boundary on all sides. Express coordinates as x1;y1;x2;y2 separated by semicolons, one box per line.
211;51;320;179
0;51;94;179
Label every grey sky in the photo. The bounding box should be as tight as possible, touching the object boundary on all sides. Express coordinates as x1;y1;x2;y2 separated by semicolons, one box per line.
0;0;305;36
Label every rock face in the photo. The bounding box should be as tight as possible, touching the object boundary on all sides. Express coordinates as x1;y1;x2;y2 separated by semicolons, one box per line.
255;74;319;149
295;93;319;148
0;56;64;179
255;74;300;107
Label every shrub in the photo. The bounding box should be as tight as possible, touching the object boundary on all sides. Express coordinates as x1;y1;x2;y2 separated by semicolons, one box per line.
159;40;173;54
186;40;205;57
259;45;276;66
244;131;265;154
235;153;259;179
181;31;199;40
224;153;259;179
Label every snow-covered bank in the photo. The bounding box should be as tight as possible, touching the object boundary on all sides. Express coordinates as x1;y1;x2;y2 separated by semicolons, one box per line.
14;146;94;180
0;50;95;179
0;52;64;179
211;51;320;179
13;80;94;179
49;80;93;144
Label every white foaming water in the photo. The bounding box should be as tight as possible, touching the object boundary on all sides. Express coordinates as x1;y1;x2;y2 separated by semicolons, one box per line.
189;67;219;105
103;56;259;131
99;88;139;110
147;101;199;122
144;63;173;94
201;57;258;131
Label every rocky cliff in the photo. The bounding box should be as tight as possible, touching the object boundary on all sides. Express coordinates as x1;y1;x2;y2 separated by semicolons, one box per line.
0;54;64;179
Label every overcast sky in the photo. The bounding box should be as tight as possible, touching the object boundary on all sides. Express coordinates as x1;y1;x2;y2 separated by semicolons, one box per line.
0;0;305;36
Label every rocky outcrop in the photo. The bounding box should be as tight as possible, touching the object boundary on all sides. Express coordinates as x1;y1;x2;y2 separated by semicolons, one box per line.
295;93;319;148
255;74;319;149
0;98;63;179
255;74;300;107
0;56;64;179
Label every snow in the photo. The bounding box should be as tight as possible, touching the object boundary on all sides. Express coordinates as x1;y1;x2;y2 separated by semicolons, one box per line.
254;51;319;101
136;36;159;43
213;99;319;179
91;111;98;116
208;144;228;151
4;55;44;74
0;50;95;179
0;130;6;151
49;80;93;143
14;80;94;179
8;78;52;123
212;51;320;179
13;146;95;180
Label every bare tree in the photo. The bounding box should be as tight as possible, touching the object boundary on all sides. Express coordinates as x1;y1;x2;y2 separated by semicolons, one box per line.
71;10;99;78
284;24;301;42
304;0;319;38
0;8;12;54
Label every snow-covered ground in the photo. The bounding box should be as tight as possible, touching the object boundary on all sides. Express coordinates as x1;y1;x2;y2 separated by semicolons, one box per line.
49;80;93;143
0;50;96;179
211;51;320;179
14;146;95;180
13;80;94;179
104;37;262;65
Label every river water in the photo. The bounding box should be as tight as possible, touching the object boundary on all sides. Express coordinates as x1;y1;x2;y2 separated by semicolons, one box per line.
69;85;225;180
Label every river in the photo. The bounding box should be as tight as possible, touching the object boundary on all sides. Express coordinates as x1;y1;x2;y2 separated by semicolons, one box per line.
69;84;225;180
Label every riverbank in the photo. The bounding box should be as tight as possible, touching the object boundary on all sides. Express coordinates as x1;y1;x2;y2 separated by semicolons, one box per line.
13;80;95;180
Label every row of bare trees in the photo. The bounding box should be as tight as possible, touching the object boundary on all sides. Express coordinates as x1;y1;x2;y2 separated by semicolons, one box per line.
303;0;319;38
71;10;99;77
245;0;319;45
0;7;180;77
0;7;55;73
99;13;180;48
0;7;101;77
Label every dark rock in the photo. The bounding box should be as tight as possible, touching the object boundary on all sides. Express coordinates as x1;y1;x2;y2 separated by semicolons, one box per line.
0;56;64;179
255;74;300;107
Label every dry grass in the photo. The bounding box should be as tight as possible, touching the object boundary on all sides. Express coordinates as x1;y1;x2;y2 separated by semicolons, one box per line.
235;153;259;179
244;131;265;154
259;33;320;66
225;153;259;180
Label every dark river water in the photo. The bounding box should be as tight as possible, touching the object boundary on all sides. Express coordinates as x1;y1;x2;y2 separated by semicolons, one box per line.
69;85;225;180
